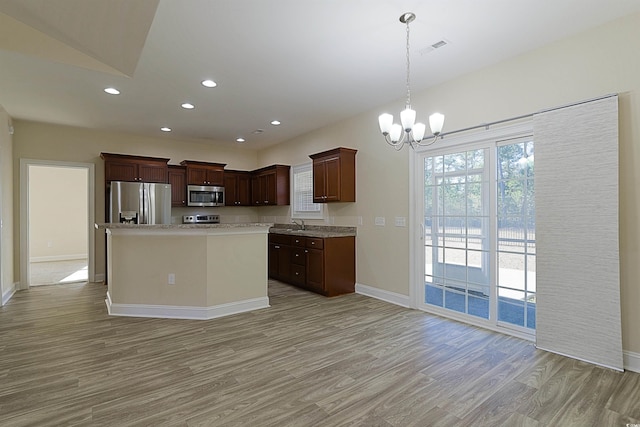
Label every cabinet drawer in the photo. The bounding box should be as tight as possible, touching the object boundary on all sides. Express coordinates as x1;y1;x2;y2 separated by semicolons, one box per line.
291;264;305;285
269;234;292;245
306;238;324;249
291;236;306;247
291;248;306;266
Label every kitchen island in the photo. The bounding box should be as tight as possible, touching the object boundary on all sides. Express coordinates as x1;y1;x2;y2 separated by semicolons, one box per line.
96;223;272;320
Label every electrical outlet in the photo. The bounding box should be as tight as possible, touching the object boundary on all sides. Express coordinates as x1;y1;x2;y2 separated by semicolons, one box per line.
394;217;406;227
375;217;385;226
168;273;175;285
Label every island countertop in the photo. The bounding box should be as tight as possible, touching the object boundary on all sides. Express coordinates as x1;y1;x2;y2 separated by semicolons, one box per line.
96;222;273;230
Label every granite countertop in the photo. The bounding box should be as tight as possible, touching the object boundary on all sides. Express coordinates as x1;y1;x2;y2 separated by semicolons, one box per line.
269;224;356;238
95;223;273;230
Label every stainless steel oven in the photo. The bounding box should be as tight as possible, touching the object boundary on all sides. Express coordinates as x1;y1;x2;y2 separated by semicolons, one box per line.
187;185;225;207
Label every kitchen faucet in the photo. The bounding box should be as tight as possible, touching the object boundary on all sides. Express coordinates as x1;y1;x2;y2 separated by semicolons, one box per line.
291;219;305;230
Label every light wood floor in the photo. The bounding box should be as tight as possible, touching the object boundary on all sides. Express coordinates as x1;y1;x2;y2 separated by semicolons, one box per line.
1;281;639;426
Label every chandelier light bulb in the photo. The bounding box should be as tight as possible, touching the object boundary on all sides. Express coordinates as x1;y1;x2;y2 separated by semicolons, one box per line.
413;122;426;142
429;113;445;136
378;113;393;135
400;107;416;132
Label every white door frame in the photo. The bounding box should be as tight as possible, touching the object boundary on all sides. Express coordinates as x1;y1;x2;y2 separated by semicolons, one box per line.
19;159;95;289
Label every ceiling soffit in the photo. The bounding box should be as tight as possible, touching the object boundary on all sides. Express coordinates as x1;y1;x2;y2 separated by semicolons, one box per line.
0;0;159;76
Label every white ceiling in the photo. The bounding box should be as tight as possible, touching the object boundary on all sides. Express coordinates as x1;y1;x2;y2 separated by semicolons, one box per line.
1;0;639;150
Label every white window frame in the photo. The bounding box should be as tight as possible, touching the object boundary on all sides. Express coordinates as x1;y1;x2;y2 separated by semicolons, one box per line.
291;162;324;220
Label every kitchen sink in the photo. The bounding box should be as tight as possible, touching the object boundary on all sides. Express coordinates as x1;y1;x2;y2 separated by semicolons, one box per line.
285;229;306;233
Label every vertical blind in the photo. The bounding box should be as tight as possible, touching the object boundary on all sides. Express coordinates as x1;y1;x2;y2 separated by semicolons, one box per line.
534;95;622;370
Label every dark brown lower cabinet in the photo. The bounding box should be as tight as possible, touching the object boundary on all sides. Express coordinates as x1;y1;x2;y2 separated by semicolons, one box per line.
268;233;355;297
269;234;292;282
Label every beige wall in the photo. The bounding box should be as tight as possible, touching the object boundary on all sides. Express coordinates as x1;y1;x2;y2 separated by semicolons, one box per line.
258;13;640;354
28;165;88;260
7;12;640;354
0;106;14;302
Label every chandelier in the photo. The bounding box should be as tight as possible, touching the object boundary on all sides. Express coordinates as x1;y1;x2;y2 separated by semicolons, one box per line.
378;12;445;150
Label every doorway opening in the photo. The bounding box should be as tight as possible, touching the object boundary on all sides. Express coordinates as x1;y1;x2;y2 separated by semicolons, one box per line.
20;160;95;289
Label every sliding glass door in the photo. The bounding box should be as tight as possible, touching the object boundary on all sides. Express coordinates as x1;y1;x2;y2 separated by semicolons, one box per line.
417;135;535;335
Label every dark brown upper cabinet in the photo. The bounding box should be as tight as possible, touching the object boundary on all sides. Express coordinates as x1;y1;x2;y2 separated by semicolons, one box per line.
251;165;290;206
101;152;169;183
224;170;252;206
309;147;357;203
180;160;226;186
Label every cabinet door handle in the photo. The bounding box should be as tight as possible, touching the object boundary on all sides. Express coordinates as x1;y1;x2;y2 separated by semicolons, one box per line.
274;245;280;249
295;254;299;257
311;242;315;245
304;249;308;253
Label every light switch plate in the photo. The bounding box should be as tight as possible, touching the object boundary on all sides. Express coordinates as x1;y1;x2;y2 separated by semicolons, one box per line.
394;217;406;227
375;217;385;226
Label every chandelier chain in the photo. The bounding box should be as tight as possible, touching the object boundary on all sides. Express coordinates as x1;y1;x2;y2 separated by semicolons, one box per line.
405;20;411;107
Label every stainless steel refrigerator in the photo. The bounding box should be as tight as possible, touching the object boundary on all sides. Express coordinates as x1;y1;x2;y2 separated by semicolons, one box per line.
109;181;172;224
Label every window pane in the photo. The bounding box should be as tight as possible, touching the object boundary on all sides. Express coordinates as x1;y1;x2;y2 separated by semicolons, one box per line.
444;153;466;173
443;183;466;216
498;288;525;327
426;281;443;307
498;252;526;291
425;157;434;183
467;182;484;216
444;217;465;247
467;149;485;170
498;217;526;253
498;179;525;215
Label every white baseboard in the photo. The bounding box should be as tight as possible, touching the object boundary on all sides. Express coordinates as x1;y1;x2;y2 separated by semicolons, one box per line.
624;351;640;373
355;282;410;308
1;282;17;305
30;255;87;263
105;291;270;320
94;273;105;283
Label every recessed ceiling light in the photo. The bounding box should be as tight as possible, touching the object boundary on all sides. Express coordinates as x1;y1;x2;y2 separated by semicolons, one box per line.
181;102;195;109
236;137;246;143
160;127;172;132
201;79;217;88
104;87;120;95
270;120;281;126
252;129;264;134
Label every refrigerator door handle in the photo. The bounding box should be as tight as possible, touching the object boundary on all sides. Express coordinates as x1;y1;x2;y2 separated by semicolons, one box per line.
140;184;148;224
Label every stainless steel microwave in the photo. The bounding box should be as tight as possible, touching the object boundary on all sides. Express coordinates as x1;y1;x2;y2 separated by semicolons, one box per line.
187;185;225;207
